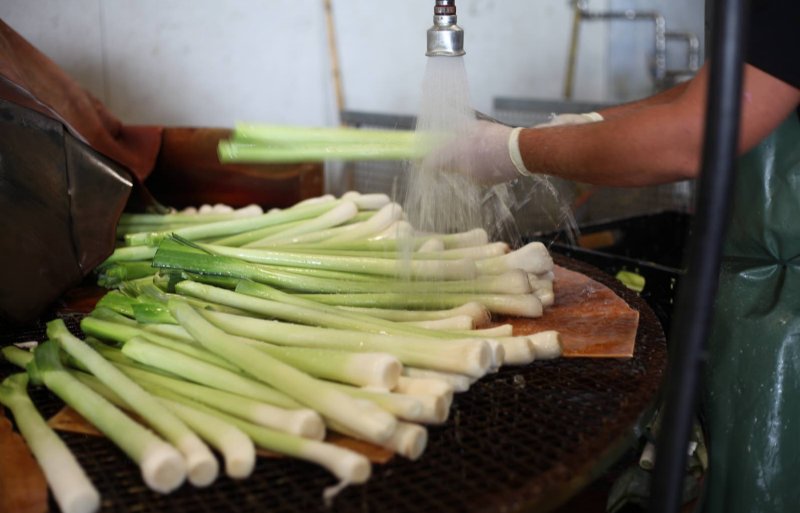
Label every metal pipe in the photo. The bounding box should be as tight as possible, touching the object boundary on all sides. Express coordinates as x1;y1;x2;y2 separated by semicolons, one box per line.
426;0;465;57
649;0;749;511
579;9;667;84
666;31;701;72
564;1;677;95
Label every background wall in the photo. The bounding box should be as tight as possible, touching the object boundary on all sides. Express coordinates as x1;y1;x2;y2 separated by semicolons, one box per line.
0;0;703;129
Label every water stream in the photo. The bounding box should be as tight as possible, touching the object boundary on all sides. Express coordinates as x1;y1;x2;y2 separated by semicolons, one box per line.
403;56;578;248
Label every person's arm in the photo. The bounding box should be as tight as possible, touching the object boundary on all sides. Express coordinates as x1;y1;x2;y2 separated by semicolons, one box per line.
597;81;690;120
516;63;800;186
536;83;690;127
432;63;799;187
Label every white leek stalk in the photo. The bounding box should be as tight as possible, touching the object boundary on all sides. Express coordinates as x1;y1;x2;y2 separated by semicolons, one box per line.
246;200;358;247
338;302;491;327
169;301;397;444
402;367;473;393
70;372;256;481
112;360;325;439
158;397;256;479
0;373;101;513
32;341;186;494
529;331;563;359
120;337;302;410
196;242;477;281
402;315;475;331
328;419;428;461
173;395;372;485
125;200;342;247
491;337;536;365
339;191;392;210
326;382;448;425
394;376;455;401
47;319;218;488
199;309;491;378
475;242;554;275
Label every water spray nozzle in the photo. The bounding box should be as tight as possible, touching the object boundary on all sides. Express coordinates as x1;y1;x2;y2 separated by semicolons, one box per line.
426;0;465;57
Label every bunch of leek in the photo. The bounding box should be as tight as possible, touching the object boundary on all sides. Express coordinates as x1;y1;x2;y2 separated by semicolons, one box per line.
2;191;561;503
217;124;427;164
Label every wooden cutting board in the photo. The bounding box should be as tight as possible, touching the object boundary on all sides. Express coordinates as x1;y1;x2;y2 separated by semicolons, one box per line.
0;406;48;513
497;265;640;358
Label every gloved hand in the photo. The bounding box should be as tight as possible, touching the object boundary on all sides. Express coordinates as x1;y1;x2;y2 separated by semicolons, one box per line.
534;111;604;128
423;112;604;186
422;121;530;186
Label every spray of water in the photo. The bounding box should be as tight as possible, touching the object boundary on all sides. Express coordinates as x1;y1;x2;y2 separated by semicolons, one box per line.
404;57;485;235
402;56;579;249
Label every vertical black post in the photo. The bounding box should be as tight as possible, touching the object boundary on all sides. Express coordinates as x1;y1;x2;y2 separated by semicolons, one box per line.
649;0;748;512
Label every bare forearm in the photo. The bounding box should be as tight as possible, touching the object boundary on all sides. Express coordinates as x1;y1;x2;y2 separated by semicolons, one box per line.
518;102;703;187
439;64;797;189
598;82;690;120
515;77;703;187
518;63;799;187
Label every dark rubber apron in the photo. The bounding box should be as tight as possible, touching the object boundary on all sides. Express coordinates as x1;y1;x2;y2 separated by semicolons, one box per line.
703;112;800;512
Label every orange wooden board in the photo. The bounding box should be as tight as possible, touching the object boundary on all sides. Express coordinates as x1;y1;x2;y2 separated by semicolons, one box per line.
498;265;640;358
0;406;48;513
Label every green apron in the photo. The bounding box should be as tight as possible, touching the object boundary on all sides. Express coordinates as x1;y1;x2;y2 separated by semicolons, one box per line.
703;112;800;512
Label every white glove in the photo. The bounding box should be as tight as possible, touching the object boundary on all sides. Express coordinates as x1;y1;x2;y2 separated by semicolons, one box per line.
534;111;603;128
421;112;604;186
421;121;530;186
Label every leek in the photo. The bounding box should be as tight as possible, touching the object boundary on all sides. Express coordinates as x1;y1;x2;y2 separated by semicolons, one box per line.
47;319;219;487
245;200;359;246
337;302;491;327
218;141;424;164
118;204;262;227
0;373;100;513
394;376;455;400
198;309;491;378
474;242;554;275
402;315;475;331
529;331;563;359
31;341;187;494
168;300;397;444
327;419;428;461
296;291;543;317
70;371;256;481
120;337;302;410
125;200;343;247
232;123;416;146
402;367;473;393
171;394;372;486
157;398;256;480
2;345;35;369
157;240;478;281
84;351;325;439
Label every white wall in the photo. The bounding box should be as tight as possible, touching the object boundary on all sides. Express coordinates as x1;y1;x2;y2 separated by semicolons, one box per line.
607;0;705;101
336;0;611;116
2;0;334;127
1;0;617;128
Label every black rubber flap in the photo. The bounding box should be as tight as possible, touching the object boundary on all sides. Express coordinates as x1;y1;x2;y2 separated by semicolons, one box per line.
0;97;133;324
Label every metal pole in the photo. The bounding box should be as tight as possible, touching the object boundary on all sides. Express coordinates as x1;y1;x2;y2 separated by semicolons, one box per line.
649;0;749;511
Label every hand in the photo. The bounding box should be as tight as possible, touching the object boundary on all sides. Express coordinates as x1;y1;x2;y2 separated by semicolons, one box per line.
420;121;527;186
533;112;603;128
